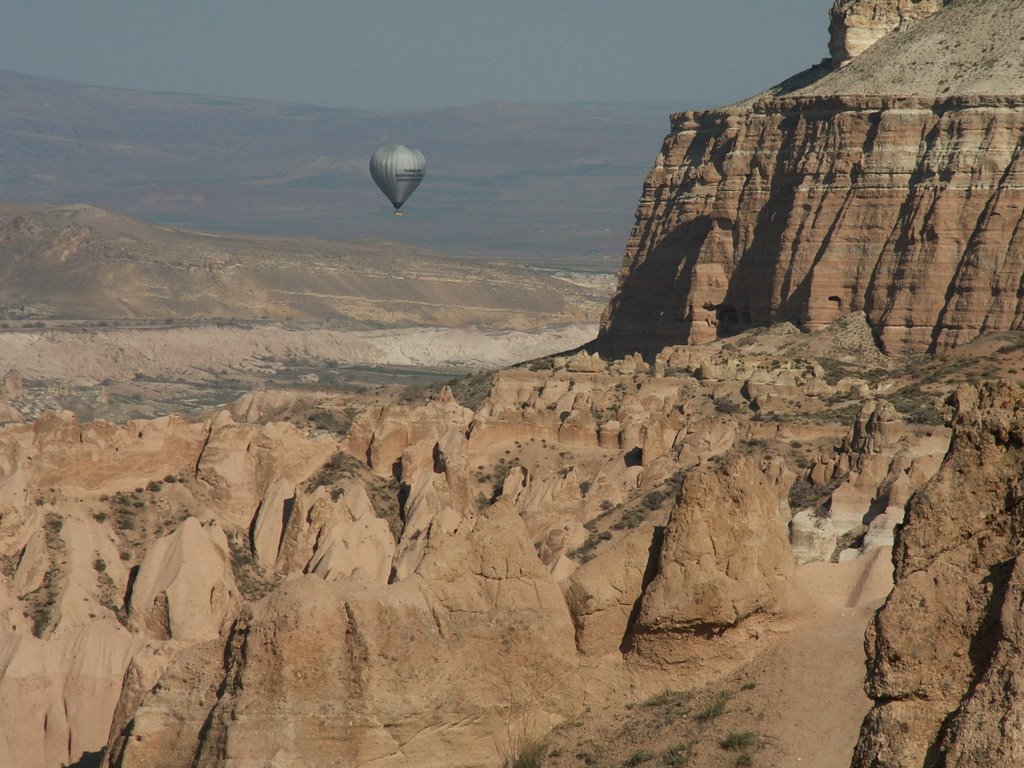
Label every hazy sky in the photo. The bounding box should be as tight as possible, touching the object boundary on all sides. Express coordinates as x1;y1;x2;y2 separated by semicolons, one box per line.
1;1;832;111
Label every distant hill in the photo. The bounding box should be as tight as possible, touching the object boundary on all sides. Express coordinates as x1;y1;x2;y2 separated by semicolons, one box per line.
0;202;609;326
0;70;676;268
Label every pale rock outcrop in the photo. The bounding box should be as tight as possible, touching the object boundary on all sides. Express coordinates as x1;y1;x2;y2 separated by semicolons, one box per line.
598;419;621;448
538;522;587;572
564;524;659;656
0;631;71;768
565;350;605;373
273;482;395;583
104;645;177;767
611;352;649;375
789;508;838;565
57;622;139;765
127;517;238;642
0;577;28;633
0;442;37;557
29;413;207;491
0;403;399;768
510;466;585;542
466;407;560;449
499;464;529;505
105;637;227;768
848;399;902;454
795;398;948;563
412;500;578;648
194;411;335;524
0;620;137;768
250;478;294;567
346;390;473;476
558;405;600;448
829;0;946;66
632;455;795;661
32;409;82;449
673;417;736;468
229;389;302;423
302;485;395;585
390;428;478;582
12;524;48;596
829;453;894;534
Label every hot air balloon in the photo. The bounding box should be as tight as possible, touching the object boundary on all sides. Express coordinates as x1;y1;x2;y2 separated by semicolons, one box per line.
369;144;426;215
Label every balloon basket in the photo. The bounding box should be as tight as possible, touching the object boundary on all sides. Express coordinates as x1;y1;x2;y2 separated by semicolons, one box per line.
393;210;404;217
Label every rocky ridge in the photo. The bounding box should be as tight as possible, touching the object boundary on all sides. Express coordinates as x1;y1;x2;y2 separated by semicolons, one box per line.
853;381;1024;767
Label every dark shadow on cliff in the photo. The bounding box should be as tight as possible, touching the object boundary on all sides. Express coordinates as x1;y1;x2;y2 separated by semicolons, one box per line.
596;216;714;359
926;130;1024;353
619;525;666;654
712;112;804;338
922;557;1015;767
68;750;104;768
596;61;837;361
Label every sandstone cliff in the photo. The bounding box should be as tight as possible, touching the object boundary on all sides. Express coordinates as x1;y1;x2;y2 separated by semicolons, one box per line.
598;0;1024;357
853;382;1024;767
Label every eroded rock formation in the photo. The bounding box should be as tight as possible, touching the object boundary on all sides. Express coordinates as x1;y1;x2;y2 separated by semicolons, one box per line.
10;2;1024;760
829;0;946;66
853;382;1024;767
0;312;943;767
631;455;795;663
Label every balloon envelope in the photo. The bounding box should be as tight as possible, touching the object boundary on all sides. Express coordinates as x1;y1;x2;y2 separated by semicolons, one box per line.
369;145;426;211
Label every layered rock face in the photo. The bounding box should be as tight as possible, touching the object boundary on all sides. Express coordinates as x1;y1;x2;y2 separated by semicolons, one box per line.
598;0;1024;358
853;382;1024;766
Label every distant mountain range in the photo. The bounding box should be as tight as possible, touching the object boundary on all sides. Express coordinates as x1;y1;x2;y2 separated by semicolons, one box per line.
0;70;678;268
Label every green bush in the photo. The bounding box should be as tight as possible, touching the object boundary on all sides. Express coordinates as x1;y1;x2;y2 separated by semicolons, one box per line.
502;737;546;768
662;743;693;768
624;750;654;767
719;731;757;751
695;691;730;721
641;690;691;723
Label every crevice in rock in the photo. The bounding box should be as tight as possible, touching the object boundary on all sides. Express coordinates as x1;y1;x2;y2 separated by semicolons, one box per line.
618;525;665;654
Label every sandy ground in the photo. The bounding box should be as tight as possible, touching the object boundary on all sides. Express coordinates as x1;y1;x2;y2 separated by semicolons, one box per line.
548;550;892;768
754;551;891;765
